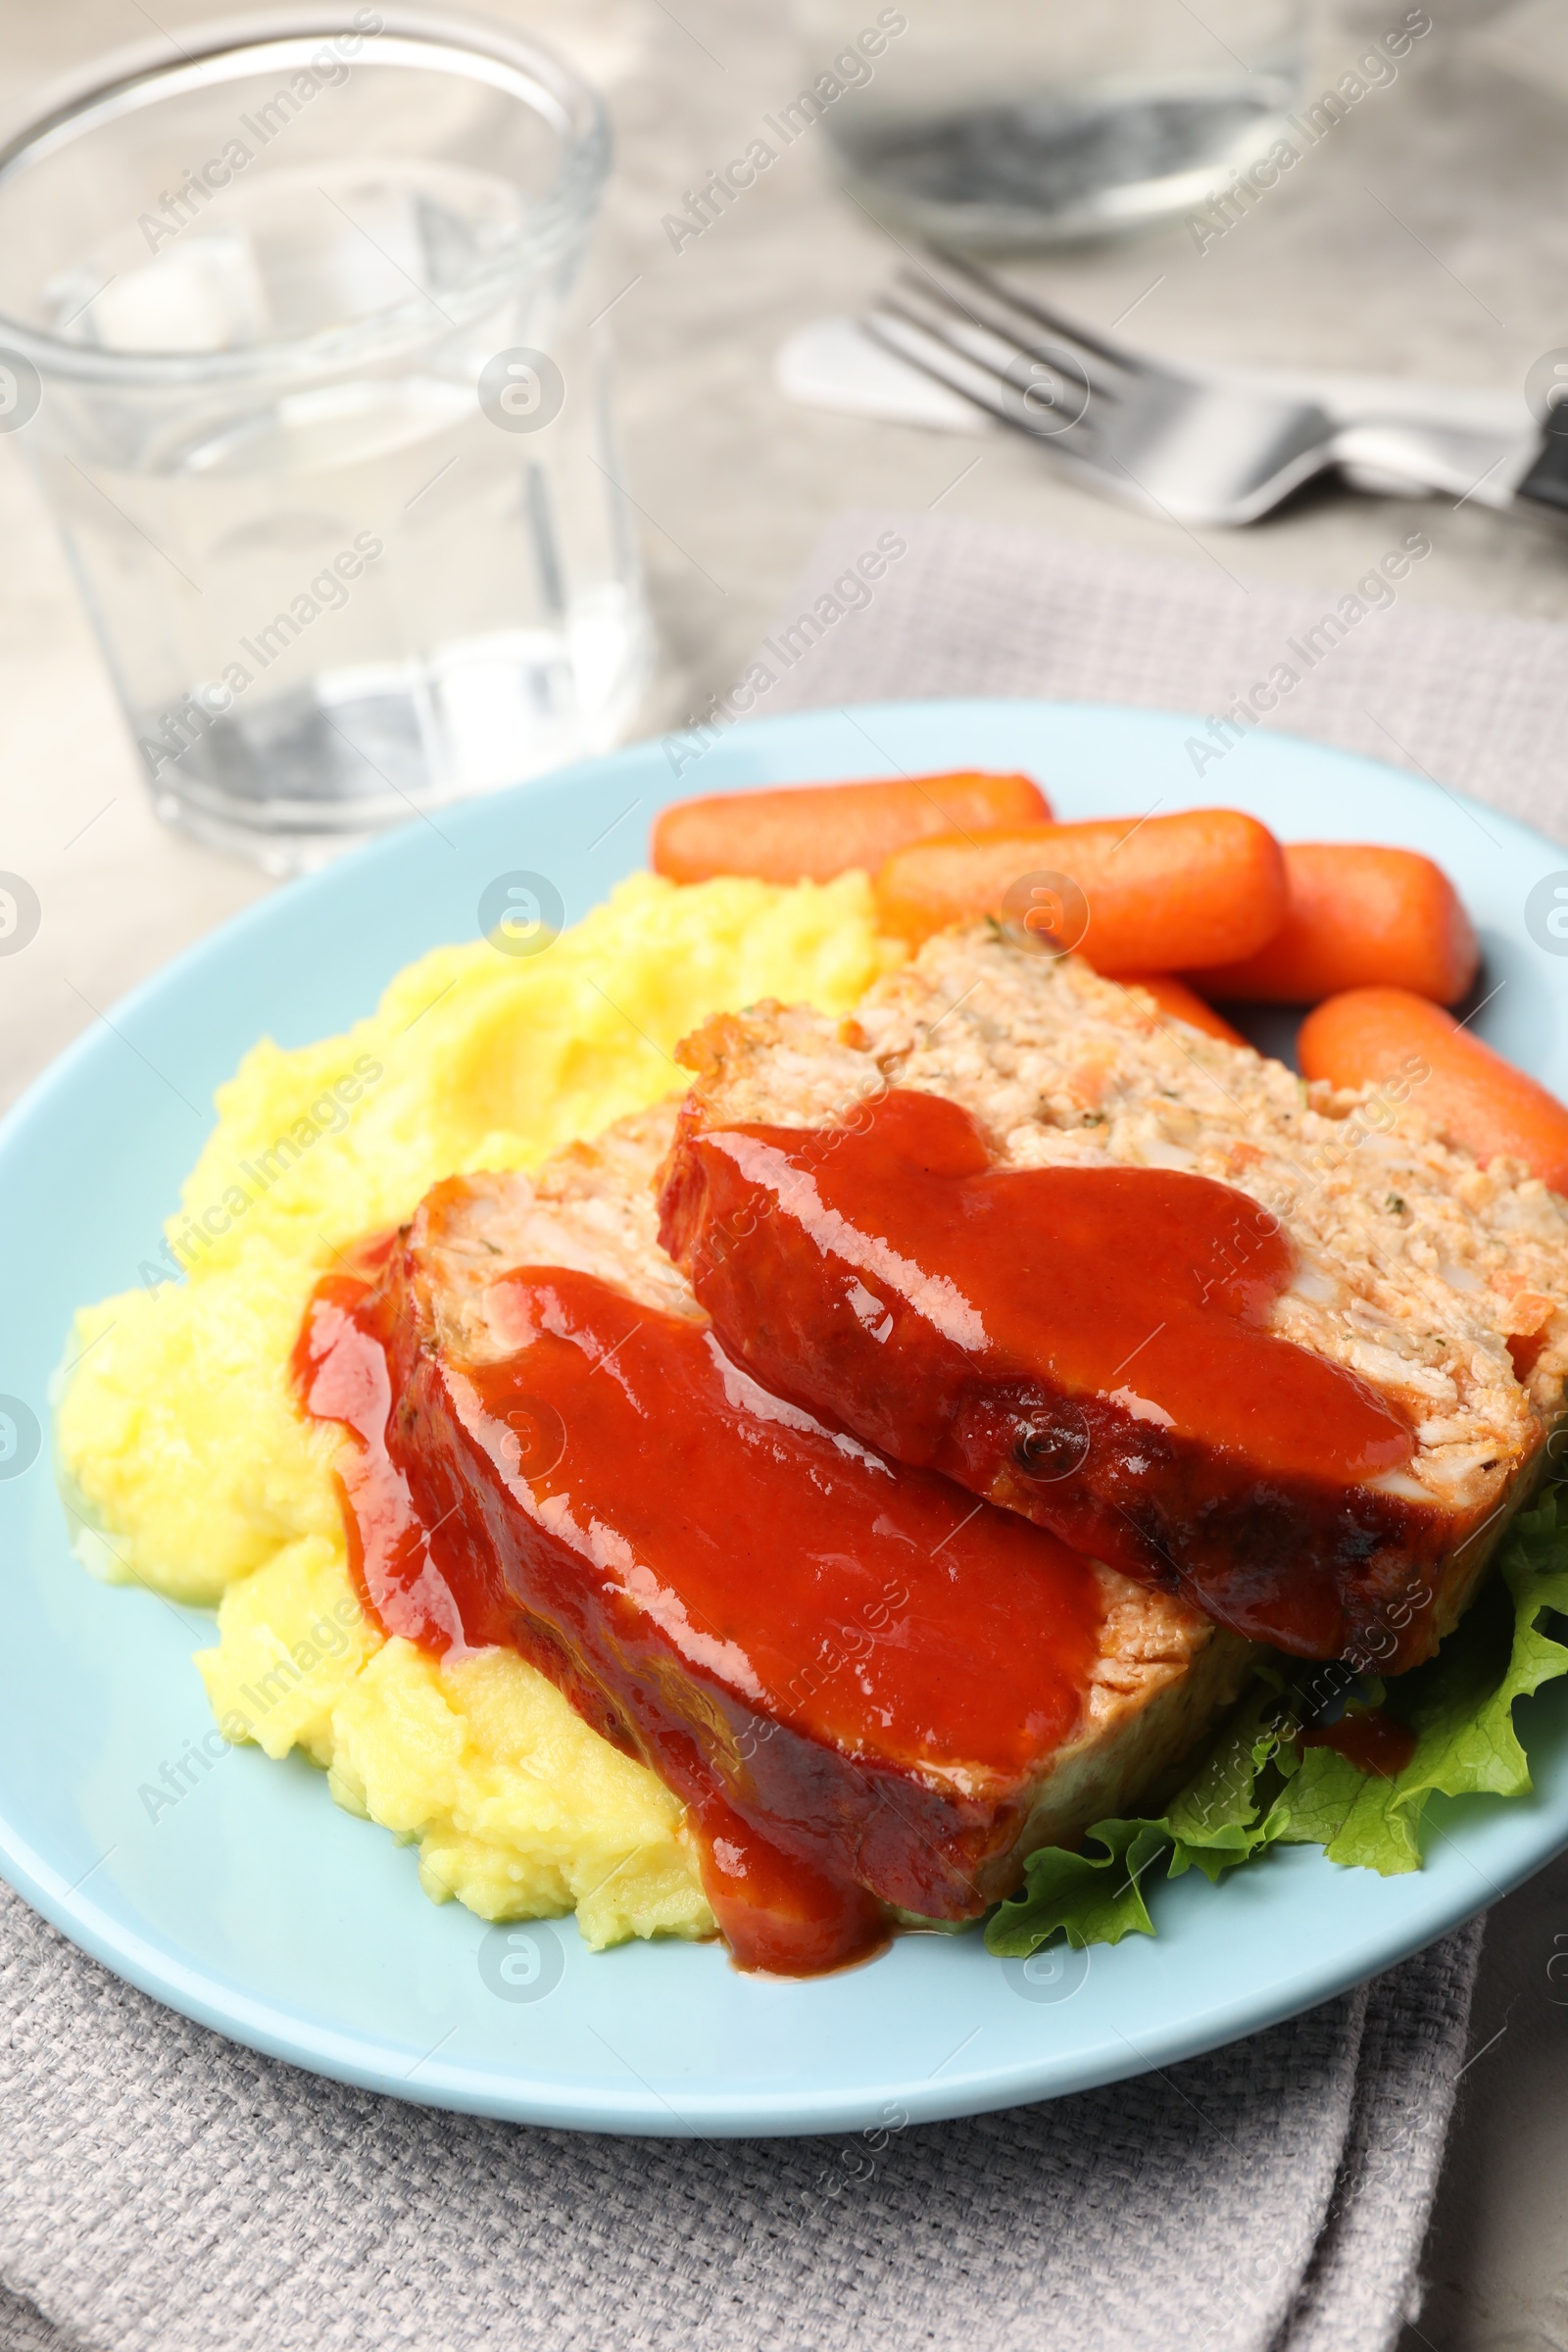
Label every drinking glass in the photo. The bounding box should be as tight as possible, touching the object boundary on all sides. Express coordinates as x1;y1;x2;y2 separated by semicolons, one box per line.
0;8;652;870
793;0;1314;249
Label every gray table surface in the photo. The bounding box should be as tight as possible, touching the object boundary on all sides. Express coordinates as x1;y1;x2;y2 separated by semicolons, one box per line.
0;2;1565;2345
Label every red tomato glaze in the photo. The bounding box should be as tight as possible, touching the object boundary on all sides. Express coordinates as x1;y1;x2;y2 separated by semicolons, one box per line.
294;1253;1108;1976
1302;1710;1418;1780
659;1088;1440;1665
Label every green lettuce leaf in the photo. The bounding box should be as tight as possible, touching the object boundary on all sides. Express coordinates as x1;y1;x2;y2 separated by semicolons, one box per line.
1162;1669;1297;1881
1263;1743;1417;1873
986;1487;1568;1959
985;1821;1169;1953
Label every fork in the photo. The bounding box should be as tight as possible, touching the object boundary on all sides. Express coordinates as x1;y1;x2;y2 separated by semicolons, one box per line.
862;254;1550;528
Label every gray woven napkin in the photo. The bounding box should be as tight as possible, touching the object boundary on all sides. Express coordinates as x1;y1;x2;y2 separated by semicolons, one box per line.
747;512;1568;837
9;512;1563;2352
0;1884;1481;2352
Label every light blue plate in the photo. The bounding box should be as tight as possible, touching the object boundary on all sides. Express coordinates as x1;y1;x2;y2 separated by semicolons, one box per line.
2;698;1566;2137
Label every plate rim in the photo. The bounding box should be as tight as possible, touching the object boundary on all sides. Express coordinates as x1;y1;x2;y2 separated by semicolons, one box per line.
4;694;1565;2135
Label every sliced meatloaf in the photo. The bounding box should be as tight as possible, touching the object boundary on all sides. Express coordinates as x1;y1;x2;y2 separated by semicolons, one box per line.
658;927;1568;1671
298;1102;1253;1977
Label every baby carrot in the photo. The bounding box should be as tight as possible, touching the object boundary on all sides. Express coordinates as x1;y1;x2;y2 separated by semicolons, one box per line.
1118;973;1251;1048
1191;843;1479;1005
1298;986;1568;1195
873;808;1288;972
651;771;1052;887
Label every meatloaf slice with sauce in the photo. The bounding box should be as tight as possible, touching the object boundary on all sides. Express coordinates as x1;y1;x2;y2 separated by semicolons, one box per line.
658;927;1568;1672
298;1102;1253;1978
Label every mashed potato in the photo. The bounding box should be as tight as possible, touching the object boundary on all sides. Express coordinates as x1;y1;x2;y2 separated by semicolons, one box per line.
57;870;900;1945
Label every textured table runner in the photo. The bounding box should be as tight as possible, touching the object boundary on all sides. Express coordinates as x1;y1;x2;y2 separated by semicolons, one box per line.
10;513;1567;2352
746;513;1568;839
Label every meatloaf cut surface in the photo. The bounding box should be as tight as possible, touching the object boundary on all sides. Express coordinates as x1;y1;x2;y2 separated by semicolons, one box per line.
657;928;1568;1671
298;1102;1253;1977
